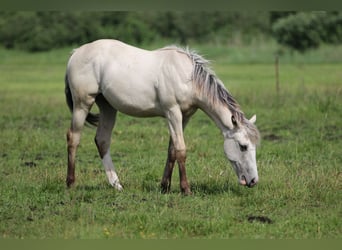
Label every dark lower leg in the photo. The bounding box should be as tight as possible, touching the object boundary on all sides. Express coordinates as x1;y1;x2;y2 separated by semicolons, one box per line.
66;129;77;187
161;138;176;193
177;150;191;195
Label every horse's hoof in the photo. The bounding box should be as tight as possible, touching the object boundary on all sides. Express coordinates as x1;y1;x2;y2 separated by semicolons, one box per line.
181;188;192;196
114;183;123;191
66;178;75;188
160;182;171;194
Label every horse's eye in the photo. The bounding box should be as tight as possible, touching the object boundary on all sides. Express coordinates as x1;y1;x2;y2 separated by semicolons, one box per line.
231;115;237;126
239;144;248;152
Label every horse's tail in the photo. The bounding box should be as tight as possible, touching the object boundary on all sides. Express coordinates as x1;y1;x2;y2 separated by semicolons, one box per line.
65;73;99;127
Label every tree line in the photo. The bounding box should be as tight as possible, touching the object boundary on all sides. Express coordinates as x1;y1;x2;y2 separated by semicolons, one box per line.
0;11;341;52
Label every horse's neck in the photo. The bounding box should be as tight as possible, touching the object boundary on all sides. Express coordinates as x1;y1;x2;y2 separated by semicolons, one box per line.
198;100;233;133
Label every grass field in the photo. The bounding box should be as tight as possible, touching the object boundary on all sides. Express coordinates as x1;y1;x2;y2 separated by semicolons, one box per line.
0;42;341;239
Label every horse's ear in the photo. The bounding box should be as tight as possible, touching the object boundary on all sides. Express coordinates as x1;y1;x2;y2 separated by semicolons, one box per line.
231;115;237;126
249;114;256;124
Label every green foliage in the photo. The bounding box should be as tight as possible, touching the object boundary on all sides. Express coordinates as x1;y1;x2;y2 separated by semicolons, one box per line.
0;12;101;51
111;13;156;44
272;12;342;52
269;11;296;24
0;11;271;52
320;12;342;44
2;11;342;53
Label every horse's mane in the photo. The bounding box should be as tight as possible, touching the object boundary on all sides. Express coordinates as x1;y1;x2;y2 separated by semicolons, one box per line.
161;45;260;144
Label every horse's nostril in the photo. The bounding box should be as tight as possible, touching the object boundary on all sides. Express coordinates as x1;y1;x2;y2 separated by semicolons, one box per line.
247;178;258;188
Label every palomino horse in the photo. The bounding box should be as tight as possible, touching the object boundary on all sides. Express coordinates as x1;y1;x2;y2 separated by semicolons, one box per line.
65;39;260;194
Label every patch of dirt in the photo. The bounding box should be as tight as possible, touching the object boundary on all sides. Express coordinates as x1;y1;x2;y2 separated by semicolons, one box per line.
322;125;341;141
247;215;273;224
263;133;282;141
23;161;37;167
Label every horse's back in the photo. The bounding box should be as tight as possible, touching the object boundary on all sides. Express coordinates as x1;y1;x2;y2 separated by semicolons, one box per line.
68;39;160;83
66;39;194;117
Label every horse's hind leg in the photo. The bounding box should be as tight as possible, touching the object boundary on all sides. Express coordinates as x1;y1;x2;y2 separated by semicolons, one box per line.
66;108;89;187
94;95;123;191
161;138;177;193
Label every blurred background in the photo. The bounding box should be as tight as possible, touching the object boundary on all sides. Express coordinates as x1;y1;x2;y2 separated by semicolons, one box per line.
0;11;342;53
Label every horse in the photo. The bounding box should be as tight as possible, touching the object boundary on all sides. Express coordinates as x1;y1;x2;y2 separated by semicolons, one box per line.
65;39;260;195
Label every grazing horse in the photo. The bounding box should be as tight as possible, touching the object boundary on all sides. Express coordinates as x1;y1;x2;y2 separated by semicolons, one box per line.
65;39;260;194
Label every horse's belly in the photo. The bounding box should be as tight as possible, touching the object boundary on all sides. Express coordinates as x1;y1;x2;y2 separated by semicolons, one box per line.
102;84;163;117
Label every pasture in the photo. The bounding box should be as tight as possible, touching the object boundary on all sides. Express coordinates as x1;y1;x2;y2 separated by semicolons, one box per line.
0;42;341;239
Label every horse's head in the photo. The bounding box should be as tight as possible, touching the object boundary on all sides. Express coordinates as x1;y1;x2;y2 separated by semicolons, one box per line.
223;114;260;188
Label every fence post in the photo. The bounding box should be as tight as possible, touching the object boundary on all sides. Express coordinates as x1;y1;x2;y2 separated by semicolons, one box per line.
275;53;280;96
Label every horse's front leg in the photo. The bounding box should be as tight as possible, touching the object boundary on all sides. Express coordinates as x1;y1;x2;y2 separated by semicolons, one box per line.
164;107;191;195
176;148;190;195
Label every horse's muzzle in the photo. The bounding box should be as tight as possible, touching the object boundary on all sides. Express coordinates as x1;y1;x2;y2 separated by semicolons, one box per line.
240;175;258;188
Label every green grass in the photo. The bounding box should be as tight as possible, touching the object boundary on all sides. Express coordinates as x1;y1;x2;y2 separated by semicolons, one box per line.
0;42;341;239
